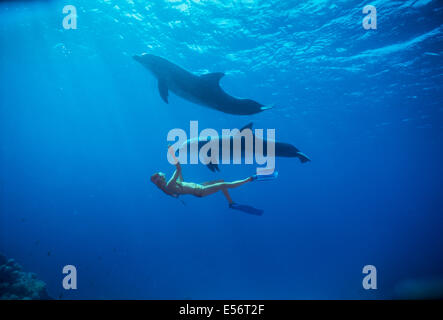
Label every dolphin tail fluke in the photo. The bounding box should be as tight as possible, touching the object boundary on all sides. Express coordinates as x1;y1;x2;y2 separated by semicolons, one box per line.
296;152;311;163
206;163;220;172
240;122;253;132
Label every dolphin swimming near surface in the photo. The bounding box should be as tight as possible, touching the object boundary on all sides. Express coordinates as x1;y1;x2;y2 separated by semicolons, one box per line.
133;53;272;115
176;122;311;172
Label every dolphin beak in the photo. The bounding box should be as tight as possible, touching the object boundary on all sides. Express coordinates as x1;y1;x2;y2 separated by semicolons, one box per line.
260;105;273;111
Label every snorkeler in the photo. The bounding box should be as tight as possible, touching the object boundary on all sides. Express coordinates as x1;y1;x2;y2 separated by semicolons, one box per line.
150;147;276;207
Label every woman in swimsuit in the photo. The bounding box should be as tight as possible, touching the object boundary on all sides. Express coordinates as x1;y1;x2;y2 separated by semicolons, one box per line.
150;147;253;206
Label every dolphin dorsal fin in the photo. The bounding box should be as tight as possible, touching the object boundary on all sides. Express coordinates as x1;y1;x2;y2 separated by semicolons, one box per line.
201;72;225;85
240;122;253;132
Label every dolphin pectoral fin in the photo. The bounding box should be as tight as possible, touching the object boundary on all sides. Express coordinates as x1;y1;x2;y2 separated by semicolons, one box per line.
296;152;311;163
200;72;225;86
158;80;169;104
206;163;220;172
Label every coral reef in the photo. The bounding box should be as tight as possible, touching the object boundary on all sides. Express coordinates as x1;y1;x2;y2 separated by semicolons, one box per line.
0;253;51;300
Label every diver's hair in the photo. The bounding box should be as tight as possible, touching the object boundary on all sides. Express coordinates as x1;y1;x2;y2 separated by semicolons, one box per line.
150;172;160;182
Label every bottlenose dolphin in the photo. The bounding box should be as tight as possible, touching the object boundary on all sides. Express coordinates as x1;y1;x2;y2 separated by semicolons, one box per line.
176;123;311;172
133;53;272;115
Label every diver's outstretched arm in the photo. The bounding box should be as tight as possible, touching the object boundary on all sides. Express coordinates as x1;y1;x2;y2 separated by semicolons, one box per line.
167;146;182;184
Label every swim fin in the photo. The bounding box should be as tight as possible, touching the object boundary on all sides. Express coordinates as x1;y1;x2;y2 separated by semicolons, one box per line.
229;203;264;216
251;171;278;181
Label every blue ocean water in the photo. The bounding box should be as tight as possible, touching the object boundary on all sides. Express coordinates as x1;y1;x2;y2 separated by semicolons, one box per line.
0;0;442;299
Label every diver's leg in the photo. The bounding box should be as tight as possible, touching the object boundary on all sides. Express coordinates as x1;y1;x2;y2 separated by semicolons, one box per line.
222;189;233;205
198;177;252;197
224;177;252;189
201;179;224;186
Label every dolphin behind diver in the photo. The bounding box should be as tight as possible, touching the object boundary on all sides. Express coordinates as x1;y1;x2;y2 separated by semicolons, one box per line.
133;53;272;115
176;122;311;172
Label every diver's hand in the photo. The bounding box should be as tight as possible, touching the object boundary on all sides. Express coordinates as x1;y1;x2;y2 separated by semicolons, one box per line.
168;145;174;156
168;146;179;165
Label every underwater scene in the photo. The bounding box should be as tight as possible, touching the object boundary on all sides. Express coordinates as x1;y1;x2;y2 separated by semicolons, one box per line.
0;0;442;300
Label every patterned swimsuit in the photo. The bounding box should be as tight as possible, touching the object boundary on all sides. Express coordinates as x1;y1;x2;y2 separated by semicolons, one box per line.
174;181;205;197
